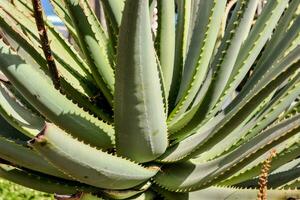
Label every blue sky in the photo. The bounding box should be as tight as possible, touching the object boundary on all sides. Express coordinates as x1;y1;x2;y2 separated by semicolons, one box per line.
41;0;63;25
41;0;55;16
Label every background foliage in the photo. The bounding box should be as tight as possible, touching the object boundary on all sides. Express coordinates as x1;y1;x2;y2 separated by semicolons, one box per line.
0;179;53;200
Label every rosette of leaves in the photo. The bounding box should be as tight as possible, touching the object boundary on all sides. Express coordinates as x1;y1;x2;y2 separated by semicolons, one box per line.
0;0;299;199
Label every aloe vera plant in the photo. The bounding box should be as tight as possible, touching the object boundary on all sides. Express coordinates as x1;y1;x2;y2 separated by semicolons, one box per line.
0;0;300;199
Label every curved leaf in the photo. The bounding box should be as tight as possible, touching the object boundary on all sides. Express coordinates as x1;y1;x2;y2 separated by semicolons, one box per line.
30;123;158;190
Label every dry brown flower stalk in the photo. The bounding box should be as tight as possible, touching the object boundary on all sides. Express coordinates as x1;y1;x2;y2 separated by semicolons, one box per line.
257;149;277;200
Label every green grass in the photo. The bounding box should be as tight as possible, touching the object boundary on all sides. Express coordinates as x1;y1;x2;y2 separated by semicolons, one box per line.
0;179;54;200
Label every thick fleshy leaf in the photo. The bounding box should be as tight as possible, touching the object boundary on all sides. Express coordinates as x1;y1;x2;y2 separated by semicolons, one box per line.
168;0;227;123
0;81;45;138
0;40;114;149
0;11;112;122
155;114;300;191
0;114;69;179
155;0;175;97
168;0;191;110
64;0;115;105
157;186;300;200
0;164;97;195
100;0;124;32
30;123;158;190
115;0;168;162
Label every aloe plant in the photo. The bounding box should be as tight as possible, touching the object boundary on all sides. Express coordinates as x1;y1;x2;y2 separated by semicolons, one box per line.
0;0;299;199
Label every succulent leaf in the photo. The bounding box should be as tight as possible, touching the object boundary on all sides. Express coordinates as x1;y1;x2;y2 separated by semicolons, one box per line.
0;40;114;149
100;0;124;32
64;0;115;105
157;186;300;200
29;123;158;190
155;0;175;97
168;0;227;123
115;0;168;163
0;0;300;198
0;164;97;195
168;0;191;110
155;114;300;191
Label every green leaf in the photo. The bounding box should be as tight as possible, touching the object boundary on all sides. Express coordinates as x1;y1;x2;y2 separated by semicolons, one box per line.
157;186;300;200
197;0;259;112
154;114;300;191
100;0;124;32
207;0;290;117
0;3;97;96
168;0;192;110
172;0;291;136
29;123;158;190
115;0;168;162
101;182;151;199
159;56;300;162
0;81;45;138
0;12;112;122
126;191;156;200
48;0;79;43
222;134;300;187
0;116;67;179
0;164;97;195
0;40;114;149
155;0;175;97
65;0;115;105
194;76;300;162
79;193;104;200
168;0;227;123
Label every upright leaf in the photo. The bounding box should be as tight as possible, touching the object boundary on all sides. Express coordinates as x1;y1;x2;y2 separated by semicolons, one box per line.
115;0;168;163
65;0;115;105
168;0;227;123
100;0;124;32
168;0;191;110
156;0;175;97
